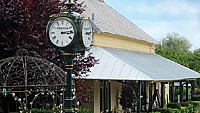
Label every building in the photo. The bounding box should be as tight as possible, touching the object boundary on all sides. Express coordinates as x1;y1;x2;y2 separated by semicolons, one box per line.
77;0;200;112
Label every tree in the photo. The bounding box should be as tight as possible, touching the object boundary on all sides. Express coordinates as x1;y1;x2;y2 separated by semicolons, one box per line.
0;0;98;108
156;33;200;86
194;48;200;54
159;32;192;51
120;85;136;112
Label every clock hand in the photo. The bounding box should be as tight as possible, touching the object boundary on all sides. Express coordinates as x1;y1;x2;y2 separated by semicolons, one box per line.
85;32;91;35
61;30;74;34
84;28;90;30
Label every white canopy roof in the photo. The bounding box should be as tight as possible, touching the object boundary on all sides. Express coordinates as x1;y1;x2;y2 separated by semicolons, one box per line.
86;47;200;81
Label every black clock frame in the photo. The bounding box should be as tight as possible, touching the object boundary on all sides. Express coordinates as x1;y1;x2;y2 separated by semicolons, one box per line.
79;19;93;48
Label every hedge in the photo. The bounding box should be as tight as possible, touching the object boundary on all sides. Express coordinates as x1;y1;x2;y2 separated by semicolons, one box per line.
153;102;194;113
0;107;2;113
154;108;180;113
22;109;61;113
167;103;181;109
77;108;92;113
22;108;92;113
191;95;200;101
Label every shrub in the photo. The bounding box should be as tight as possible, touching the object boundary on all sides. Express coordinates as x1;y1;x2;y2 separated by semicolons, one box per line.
171;108;181;113
0;107;2;113
187;101;200;107
167;103;181;109
187;104;193;113
22;109;61;113
191;95;200;101
195;88;200;95
180;102;190;107
154;108;180;113
187;101;200;111
77;108;92;113
181;106;189;113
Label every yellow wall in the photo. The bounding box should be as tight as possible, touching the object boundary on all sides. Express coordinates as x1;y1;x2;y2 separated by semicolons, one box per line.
110;81;122;111
83;80;123;113
165;83;170;105
93;33;155;53
93;80;100;113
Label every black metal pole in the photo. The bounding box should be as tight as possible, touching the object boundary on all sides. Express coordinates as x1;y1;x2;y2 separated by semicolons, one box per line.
62;54;74;113
170;81;174;102
137;81;142;113
104;81;106;112
191;81;195;97
149;82;153;112
108;81;111;112
186;81;189;101
180;81;183;102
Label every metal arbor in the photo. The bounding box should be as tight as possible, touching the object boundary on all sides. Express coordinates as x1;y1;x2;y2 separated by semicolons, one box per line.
0;49;67;112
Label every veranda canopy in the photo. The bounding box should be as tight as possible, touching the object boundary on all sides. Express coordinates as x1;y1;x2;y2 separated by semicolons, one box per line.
86;46;200;81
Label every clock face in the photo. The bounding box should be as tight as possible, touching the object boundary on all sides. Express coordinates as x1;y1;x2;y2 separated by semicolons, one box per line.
81;19;93;48
48;18;76;47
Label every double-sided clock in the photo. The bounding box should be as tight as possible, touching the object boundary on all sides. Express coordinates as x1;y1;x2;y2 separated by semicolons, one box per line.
80;19;93;48
46;17;76;49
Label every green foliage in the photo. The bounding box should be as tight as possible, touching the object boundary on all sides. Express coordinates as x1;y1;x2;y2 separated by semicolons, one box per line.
181;106;189;113
156;33;200;73
0;107;2;113
119;85;136;110
77;108;93;113
156;33;200;86
187;101;200;111
180;102;190;107
167;103;181;109
22;109;61;113
192;95;200;101
158;32;192;51
154;108;181;113
195;89;200;95
153;102;195;113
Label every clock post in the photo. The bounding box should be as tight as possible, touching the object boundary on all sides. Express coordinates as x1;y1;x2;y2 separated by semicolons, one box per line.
62;53;77;113
62;1;75;113
46;0;93;113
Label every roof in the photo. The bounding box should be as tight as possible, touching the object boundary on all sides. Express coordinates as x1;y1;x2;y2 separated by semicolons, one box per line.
79;0;158;44
86;46;200;81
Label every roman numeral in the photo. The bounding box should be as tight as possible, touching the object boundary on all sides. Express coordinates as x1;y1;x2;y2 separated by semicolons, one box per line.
57;21;59;26
61;41;63;45
69;36;72;40
52;36;56;40
62;20;64;25
56;40;59;44
51;32;55;34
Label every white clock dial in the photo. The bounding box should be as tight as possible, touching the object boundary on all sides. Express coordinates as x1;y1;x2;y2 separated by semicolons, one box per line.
49;18;75;47
81;19;93;48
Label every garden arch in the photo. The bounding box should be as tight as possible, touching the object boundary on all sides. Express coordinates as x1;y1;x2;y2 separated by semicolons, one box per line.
0;49;66;112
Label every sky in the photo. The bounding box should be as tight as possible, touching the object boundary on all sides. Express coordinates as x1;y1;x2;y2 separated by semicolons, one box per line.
104;0;200;50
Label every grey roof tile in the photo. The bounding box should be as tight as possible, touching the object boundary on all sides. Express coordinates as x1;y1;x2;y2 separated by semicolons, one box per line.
79;0;158;44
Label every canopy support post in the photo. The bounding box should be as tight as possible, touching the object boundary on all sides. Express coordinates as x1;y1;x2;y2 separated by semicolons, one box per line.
161;82;165;108
191;81;195;97
180;81;183;102
186;81;189;101
149;82;153;112
170;82;174;102
137;81;142;113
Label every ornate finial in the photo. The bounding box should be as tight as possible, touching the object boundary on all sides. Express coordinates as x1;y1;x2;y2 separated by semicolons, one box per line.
64;0;75;13
16;49;29;56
